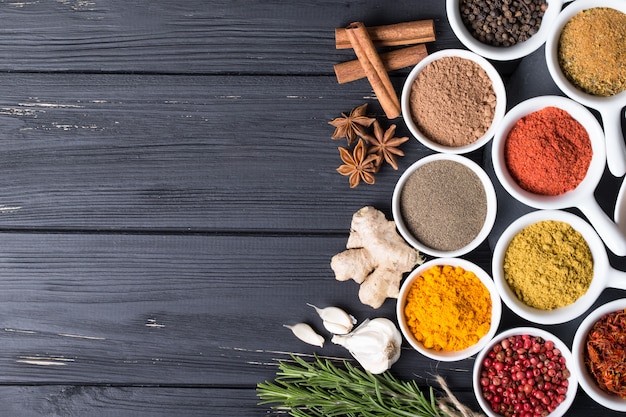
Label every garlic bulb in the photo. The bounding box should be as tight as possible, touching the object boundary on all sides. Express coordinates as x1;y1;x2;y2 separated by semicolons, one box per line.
284;323;324;348
331;318;401;374
307;303;356;335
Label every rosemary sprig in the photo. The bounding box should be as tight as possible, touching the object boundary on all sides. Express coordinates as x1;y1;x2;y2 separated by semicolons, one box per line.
257;355;483;417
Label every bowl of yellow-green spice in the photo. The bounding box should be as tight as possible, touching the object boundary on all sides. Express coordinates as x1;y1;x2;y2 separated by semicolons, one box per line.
492;209;626;325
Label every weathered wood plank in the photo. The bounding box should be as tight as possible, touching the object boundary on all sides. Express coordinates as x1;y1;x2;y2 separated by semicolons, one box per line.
0;70;619;235
0;73;439;232
0;384;623;417
0;386;257;417
0;231;493;387
0;0;460;74
0;386;477;417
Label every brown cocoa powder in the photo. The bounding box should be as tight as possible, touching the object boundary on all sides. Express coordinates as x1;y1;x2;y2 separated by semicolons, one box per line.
409;56;496;147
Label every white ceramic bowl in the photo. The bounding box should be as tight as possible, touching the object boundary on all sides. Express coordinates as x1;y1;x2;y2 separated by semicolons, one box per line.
545;0;626;177
473;327;578;417
572;298;626;411
400;49;506;154
392;153;497;258
446;0;571;61
491;95;626;256
396;258;502;362
492;210;626;324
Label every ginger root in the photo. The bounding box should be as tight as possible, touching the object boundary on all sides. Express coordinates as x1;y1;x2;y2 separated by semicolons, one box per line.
331;206;424;309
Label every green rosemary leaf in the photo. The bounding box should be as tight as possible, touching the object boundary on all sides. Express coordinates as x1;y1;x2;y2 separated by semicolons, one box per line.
257;354;479;417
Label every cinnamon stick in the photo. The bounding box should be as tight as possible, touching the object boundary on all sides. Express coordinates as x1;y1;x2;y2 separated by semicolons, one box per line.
344;22;401;119
335;19;436;49
334;44;428;84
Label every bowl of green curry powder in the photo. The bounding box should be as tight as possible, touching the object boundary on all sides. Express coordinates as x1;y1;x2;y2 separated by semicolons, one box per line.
492;209;626;325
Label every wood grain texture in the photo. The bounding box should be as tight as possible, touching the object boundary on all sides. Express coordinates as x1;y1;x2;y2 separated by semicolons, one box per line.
0;386;258;417
0;384;624;417
0;232;498;386
0;73;438;232
0;0;461;74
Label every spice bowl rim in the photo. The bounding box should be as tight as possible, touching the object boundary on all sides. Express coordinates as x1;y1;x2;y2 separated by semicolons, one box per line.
400;48;507;155
571;298;626;411
544;0;626;176
544;0;626;108
472;326;579;417
396;257;502;362
445;0;568;61
491;209;618;325
491;94;606;210
392;152;497;258
490;94;626;256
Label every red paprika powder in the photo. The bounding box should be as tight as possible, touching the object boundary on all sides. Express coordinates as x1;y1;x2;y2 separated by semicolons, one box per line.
504;106;592;196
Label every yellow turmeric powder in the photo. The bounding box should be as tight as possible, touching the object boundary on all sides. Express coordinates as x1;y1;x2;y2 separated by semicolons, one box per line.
404;264;492;351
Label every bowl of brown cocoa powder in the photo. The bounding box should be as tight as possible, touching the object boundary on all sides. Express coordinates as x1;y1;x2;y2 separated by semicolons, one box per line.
400;49;506;154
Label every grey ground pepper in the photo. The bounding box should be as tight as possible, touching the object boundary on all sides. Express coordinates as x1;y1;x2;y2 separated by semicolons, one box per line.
400;159;487;251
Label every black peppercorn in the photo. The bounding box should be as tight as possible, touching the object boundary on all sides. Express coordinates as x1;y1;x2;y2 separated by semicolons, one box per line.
459;0;547;47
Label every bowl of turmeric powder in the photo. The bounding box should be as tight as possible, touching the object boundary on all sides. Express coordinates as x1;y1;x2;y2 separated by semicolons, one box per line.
396;258;502;362
572;298;626;411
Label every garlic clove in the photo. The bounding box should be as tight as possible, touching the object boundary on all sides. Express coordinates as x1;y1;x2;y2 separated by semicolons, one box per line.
307;303;356;335
331;318;401;374
284;323;324;348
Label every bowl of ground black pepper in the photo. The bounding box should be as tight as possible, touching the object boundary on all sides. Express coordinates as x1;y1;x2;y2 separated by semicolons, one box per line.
491;95;626;256
572;298;626;411
400;49;506;154
397;257;502;362
392;153;497;257
446;0;567;61
492;209;626;325
545;0;626;177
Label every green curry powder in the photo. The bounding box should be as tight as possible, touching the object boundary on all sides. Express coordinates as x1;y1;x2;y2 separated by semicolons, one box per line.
558;7;626;97
503;220;593;310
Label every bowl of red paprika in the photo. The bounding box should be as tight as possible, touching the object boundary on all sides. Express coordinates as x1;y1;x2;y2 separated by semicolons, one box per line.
491;95;626;256
572;298;626;411
544;0;626;177
473;327;578;417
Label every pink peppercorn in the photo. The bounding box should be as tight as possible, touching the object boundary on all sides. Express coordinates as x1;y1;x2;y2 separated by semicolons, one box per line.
479;334;570;417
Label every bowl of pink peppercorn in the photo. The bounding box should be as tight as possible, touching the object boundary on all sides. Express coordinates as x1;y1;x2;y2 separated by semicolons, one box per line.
473;327;578;417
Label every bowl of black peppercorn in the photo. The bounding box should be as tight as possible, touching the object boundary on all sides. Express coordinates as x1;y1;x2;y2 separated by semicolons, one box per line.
446;0;568;61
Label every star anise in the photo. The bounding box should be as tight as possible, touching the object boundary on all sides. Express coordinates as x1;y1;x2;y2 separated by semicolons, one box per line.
337;139;380;188
360;121;409;170
328;103;376;145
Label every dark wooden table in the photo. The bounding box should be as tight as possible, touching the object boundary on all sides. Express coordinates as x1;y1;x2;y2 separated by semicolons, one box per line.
0;1;624;415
